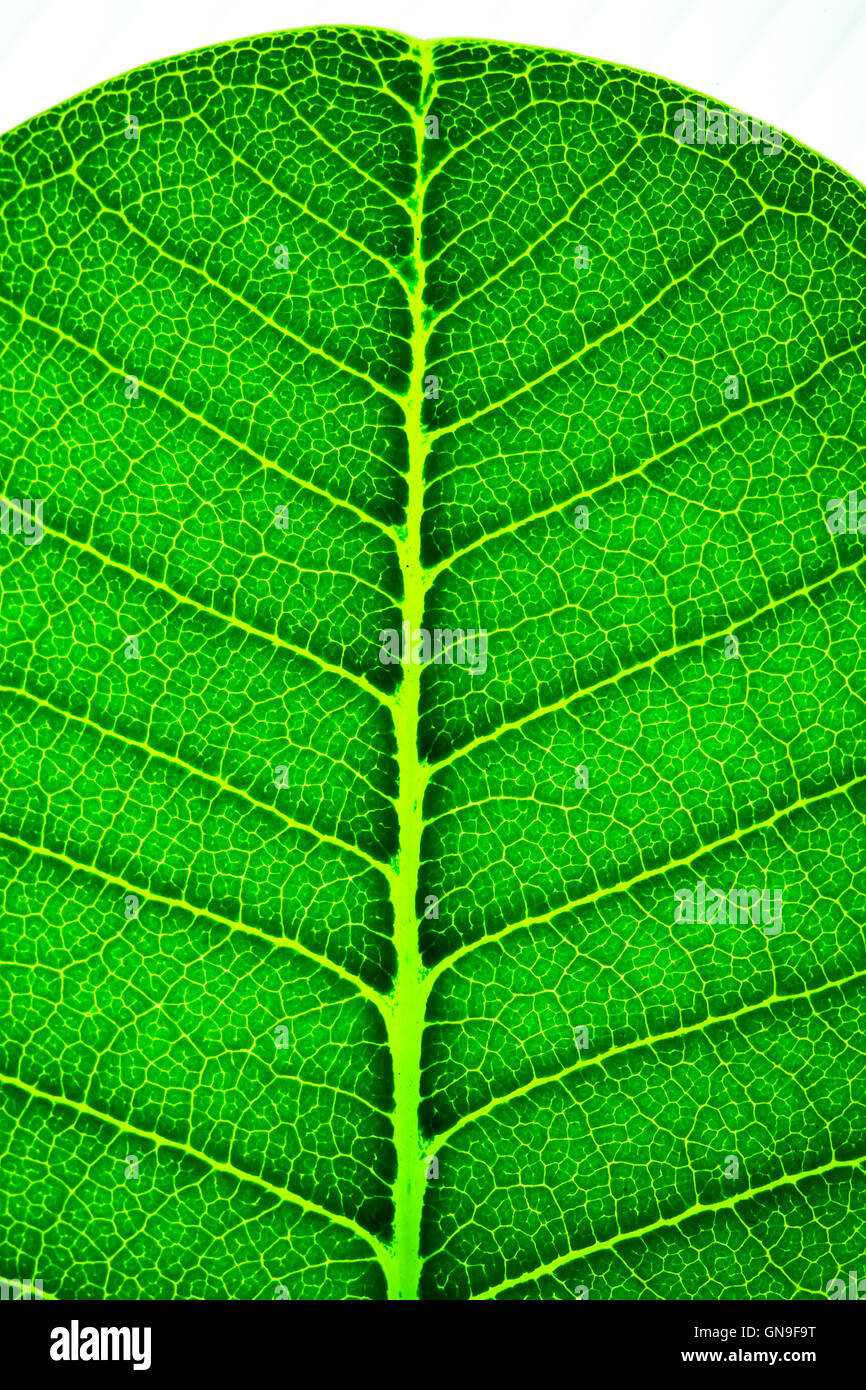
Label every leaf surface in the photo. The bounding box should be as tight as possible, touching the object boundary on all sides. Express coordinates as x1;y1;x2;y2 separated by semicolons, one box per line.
0;26;864;1301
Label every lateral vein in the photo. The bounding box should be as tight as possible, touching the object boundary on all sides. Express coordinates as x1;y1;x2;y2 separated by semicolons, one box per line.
428;552;866;773
0;1071;387;1256
68;163;406;406
0;829;386;1006
19;505;393;708
0;291;400;543
472;1151;866;1299
428;770;866;982
0;679;396;879
434;963;866;1145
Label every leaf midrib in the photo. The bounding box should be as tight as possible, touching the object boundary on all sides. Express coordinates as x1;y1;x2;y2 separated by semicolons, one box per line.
381;39;435;1302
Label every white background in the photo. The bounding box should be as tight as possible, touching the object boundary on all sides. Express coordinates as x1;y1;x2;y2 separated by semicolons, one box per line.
1;0;865;182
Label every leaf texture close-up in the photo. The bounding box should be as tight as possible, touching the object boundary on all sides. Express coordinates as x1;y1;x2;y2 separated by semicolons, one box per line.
0;25;865;1301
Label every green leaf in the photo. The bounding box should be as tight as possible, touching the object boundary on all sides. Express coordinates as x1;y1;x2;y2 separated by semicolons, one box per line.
0;25;865;1302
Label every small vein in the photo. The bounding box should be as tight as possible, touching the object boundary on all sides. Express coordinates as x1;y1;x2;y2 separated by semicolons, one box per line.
0;679;396;878
425;336;866;582
0;1070;387;1256
428;770;866;983
0;829;386;1007
68;163;405;407
254;79;414;214
426;132;642;328
22;507;392;708
428;552;866;774
202;116;411;291
428;210;766;441
434;963;866;1145
0;290;399;541
471;1151;866;1298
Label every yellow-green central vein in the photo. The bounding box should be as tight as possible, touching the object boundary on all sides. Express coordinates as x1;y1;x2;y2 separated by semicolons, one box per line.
381;40;437;1302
